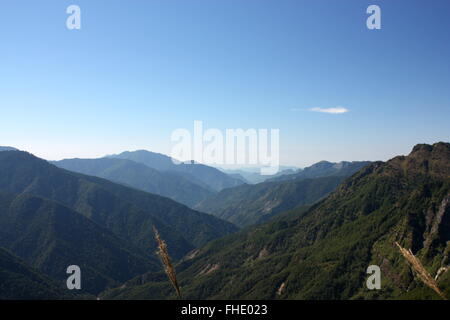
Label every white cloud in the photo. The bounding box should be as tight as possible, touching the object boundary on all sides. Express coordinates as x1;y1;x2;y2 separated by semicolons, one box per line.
309;107;349;114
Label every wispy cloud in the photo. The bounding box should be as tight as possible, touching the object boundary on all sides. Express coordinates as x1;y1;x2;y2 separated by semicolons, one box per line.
290;107;350;114
308;107;349;114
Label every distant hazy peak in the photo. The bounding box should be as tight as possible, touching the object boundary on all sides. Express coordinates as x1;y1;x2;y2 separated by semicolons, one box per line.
0;146;18;152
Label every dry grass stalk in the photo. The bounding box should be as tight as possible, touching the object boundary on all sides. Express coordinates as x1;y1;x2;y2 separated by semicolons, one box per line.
277;282;286;296
153;226;182;299
395;242;446;300
435;267;448;281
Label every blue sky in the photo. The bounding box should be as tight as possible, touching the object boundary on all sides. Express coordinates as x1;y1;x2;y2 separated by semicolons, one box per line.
1;0;449;167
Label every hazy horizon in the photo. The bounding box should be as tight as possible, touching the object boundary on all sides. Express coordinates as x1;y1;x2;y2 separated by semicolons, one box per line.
3;141;446;169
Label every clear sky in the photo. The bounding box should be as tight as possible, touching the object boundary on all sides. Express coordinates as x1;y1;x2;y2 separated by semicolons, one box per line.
1;0;449;167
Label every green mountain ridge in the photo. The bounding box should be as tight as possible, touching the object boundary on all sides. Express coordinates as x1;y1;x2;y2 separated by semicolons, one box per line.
0;191;157;294
102;142;450;300
0;151;238;294
52;157;214;207
267;160;371;182
110;150;244;192
195;175;347;227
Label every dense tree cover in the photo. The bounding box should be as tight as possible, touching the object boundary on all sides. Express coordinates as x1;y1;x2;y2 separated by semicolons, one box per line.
196;176;346;227
0;151;237;256
0;192;157;294
102;143;450;300
0;151;237;295
0;247;81;299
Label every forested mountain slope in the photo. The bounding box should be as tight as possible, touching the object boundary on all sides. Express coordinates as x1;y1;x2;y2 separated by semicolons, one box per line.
102;142;450;300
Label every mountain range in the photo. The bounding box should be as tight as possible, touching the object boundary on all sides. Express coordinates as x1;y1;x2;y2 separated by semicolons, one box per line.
52;157;214;207
267;160;371;182
101;142;450;300
1;143;449;300
195;161;371;227
109;150;244;192
220;167;300;184
0;150;237;294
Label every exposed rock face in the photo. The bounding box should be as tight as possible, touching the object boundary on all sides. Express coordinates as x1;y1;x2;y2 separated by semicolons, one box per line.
198;264;220;276
257;247;270;259
424;195;450;250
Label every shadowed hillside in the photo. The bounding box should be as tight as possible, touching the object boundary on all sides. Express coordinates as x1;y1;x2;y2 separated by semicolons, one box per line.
53;157;214;207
